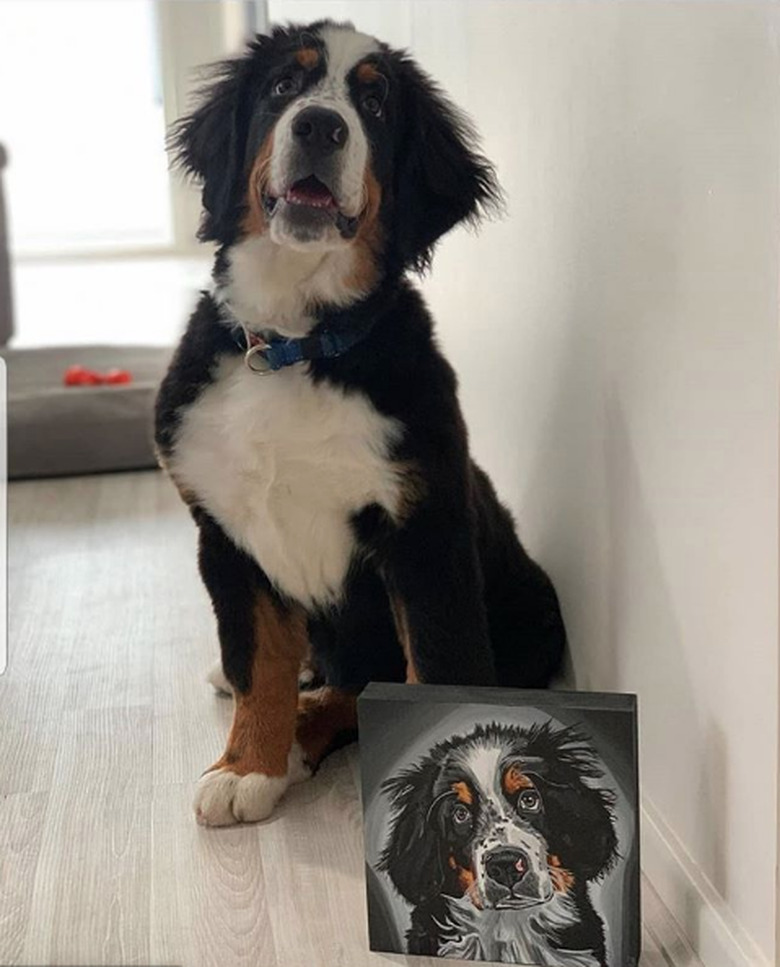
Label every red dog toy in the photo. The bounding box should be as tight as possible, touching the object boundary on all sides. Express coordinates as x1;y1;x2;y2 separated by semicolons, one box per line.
64;366;133;387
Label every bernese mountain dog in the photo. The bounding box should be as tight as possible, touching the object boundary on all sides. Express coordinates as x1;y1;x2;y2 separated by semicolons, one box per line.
155;20;567;827
380;722;618;965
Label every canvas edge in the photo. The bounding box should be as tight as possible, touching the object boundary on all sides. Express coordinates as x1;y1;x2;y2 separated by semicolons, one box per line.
356;701;387;955
359;681;638;712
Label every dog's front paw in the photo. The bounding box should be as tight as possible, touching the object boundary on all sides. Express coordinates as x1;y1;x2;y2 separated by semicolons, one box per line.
194;768;288;826
194;744;310;825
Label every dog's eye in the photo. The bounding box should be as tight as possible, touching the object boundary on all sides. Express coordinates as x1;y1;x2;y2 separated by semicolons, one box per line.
274;76;300;97
518;790;541;813
452;804;471;826
362;94;383;117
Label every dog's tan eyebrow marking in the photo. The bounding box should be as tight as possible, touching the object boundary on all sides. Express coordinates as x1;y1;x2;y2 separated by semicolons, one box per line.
452;780;473;805
502;764;535;795
356;60;382;83
295;47;319;69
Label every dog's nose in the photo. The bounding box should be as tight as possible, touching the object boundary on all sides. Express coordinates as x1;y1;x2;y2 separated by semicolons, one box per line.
292;107;348;154
485;848;529;888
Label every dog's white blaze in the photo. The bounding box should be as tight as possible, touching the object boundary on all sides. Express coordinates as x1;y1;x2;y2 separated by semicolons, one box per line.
270;25;379;221
456;743;510;816
221;235;365;337
320;25;379;86
169;354;402;607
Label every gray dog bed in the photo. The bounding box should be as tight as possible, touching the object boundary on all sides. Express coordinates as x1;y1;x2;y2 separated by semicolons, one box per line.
0;145;172;480
2;344;171;479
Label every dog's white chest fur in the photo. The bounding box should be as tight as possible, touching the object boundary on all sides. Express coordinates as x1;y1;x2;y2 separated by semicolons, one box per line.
438;895;599;966
170;355;402;606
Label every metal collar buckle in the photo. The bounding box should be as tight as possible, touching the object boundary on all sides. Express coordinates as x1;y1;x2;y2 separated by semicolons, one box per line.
243;330;275;375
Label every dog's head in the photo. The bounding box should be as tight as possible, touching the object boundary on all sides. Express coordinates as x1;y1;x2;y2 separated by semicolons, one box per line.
171;20;500;279
379;722;618;911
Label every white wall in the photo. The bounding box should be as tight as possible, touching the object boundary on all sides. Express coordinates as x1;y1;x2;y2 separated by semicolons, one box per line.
271;2;780;963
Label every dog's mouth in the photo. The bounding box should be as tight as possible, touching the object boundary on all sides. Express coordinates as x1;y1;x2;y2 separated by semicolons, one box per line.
263;176;359;238
491;889;554;911
286;174;340;211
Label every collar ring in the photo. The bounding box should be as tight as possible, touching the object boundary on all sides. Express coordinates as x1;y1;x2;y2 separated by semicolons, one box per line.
245;342;275;375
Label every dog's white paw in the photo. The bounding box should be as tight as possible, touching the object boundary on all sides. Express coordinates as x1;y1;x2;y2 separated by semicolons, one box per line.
206;661;233;697
194;768;288;826
288;742;312;785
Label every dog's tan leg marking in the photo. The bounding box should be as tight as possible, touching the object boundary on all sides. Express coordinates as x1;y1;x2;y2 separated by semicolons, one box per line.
194;594;308;826
295;687;358;770
389;593;420;684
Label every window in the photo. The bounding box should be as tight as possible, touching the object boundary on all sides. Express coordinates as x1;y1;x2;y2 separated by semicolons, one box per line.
0;0;263;259
0;0;171;256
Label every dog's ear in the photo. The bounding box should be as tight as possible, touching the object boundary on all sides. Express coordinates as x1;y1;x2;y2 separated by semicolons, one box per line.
390;56;502;272
378;758;445;905
169;41;266;242
540;780;618;881
526;724;619;881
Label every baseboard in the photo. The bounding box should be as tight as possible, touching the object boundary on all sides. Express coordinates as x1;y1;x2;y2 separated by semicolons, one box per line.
641;798;771;967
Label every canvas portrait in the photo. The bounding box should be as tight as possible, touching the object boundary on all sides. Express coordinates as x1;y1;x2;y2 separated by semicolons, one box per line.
358;684;640;966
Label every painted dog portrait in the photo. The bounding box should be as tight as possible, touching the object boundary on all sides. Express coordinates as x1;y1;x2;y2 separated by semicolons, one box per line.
381;722;617;964
359;688;640;966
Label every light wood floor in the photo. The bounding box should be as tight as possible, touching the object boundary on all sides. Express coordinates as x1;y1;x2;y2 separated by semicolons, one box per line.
0;470;702;967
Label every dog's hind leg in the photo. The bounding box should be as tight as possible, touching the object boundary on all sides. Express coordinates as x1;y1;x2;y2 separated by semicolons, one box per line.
295;687;359;771
472;465;567;688
207;654;321;696
381;503;497;687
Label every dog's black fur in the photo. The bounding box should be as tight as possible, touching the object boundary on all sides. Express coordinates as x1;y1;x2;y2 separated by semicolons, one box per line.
380;722;618;964
156;21;566;702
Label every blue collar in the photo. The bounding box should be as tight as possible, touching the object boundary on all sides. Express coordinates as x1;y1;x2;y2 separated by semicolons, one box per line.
222;303;371;375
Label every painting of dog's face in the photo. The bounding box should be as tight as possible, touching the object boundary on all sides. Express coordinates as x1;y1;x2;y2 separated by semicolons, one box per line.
359;700;639;967
381;721;618;905
171;20;499;275
395;727;610;913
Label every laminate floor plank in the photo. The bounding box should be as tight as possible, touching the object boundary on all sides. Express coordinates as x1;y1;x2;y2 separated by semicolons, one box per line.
0;792;49;966
2;471;695;967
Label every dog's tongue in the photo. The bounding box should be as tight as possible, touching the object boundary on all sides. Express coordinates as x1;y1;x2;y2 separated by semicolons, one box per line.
286;176;336;210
